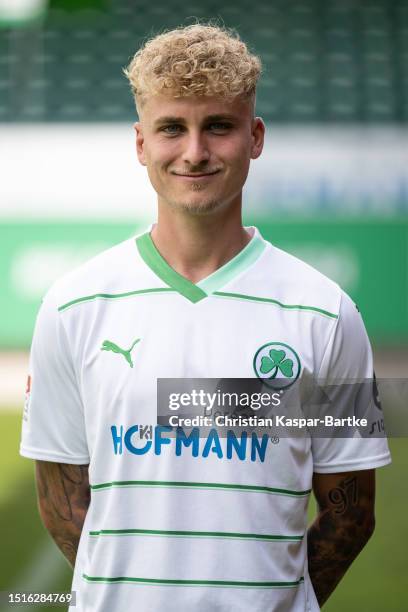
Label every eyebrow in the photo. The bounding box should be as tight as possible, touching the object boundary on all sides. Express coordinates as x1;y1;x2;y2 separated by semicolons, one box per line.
204;114;236;122
154;114;237;127
154;116;185;126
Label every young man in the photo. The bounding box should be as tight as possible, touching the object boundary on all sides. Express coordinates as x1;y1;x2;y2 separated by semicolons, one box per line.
20;24;390;611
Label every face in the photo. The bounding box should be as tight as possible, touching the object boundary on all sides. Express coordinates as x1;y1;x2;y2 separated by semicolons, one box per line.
134;94;265;215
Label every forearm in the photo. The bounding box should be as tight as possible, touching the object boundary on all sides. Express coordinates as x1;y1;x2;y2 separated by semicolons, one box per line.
308;471;375;607
307;507;374;606
35;462;90;568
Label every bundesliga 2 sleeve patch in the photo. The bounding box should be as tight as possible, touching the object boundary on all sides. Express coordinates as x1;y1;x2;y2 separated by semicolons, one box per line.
23;375;31;422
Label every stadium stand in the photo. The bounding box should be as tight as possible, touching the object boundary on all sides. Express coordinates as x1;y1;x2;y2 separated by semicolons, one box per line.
0;0;407;122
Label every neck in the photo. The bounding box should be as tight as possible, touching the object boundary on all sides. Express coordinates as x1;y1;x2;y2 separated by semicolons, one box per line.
150;200;252;284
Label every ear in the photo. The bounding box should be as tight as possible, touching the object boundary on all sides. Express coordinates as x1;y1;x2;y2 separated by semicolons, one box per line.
250;117;265;160
134;121;146;166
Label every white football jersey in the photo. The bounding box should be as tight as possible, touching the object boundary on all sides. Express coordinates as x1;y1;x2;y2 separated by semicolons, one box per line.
20;226;391;612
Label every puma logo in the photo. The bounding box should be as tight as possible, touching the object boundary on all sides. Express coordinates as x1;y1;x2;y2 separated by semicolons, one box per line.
101;338;141;368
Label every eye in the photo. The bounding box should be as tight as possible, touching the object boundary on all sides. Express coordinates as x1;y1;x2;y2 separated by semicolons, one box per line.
161;124;184;135
208;122;233;133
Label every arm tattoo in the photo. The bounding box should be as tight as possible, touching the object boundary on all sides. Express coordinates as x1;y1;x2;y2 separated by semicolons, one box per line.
308;473;375;607
36;462;90;568
328;476;358;514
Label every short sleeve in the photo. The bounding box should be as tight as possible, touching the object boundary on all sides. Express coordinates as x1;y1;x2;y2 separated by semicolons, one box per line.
20;292;90;464
311;291;391;473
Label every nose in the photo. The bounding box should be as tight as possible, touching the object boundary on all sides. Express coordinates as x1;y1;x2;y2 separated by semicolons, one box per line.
181;131;210;167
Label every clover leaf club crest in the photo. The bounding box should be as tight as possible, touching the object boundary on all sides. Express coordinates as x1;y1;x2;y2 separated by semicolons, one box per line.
260;349;294;379
253;342;301;390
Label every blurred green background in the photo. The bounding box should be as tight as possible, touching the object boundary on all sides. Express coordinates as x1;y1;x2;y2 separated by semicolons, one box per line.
0;0;407;610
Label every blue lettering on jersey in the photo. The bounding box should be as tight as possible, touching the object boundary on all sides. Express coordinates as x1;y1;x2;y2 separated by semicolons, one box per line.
111;425;123;454
110;425;271;463
175;427;200;457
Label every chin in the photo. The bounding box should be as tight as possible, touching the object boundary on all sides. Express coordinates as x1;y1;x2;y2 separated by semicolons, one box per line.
169;197;227;215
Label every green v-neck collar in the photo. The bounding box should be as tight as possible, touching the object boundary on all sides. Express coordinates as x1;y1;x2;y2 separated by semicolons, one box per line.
135;228;266;303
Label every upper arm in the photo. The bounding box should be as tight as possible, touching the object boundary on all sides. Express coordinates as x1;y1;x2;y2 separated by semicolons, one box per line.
312;469;376;532
312;291;391;474
20;292;89;464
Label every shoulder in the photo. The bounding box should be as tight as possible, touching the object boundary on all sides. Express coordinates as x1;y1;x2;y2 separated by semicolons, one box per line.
42;233;160;312
246;238;344;321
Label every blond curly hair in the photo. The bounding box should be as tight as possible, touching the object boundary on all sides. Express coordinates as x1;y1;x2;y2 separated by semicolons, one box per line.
124;23;261;108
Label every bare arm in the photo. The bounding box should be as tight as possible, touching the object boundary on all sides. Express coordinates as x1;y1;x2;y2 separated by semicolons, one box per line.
307;469;376;607
35;461;90;568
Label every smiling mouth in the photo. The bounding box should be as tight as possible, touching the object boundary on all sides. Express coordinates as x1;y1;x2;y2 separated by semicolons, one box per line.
172;170;220;178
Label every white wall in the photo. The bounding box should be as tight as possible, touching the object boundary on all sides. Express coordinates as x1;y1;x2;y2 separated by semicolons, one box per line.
1;123;407;219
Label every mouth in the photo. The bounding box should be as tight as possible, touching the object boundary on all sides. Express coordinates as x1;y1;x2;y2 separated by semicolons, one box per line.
172;170;221;179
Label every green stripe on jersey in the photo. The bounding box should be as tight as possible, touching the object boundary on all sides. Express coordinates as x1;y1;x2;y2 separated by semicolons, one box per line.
57;288;337;320
82;574;304;589
58;288;174;312
89;528;304;542
213;291;338;319
90;480;311;497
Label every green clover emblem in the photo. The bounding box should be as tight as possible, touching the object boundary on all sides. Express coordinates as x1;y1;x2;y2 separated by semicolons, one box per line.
260;349;294;379
253;342;301;390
